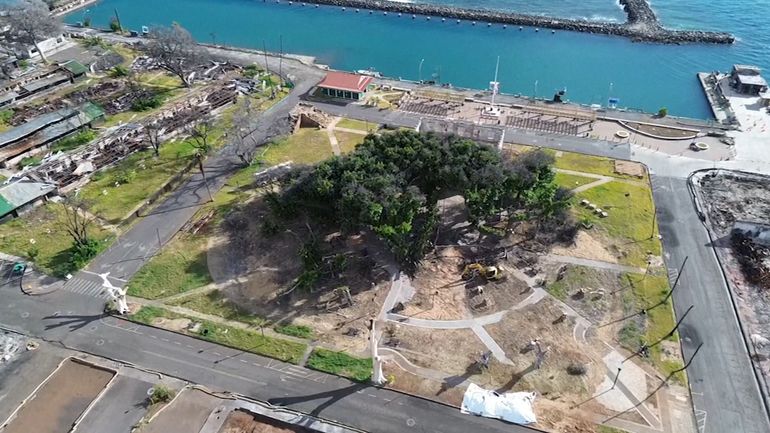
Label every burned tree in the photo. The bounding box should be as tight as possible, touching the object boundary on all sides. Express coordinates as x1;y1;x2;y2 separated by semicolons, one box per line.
144;122;163;157
145;24;209;88
60;200;100;273
4;0;62;64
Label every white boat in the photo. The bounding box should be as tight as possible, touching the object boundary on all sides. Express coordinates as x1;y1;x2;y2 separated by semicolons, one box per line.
356;68;382;78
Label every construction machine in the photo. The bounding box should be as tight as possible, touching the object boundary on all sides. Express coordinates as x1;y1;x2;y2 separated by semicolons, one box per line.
462;263;503;281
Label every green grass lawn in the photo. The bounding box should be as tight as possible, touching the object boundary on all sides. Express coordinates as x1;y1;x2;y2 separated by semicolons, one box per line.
130;306;307;363
127;233;211;299
0;204;112;276
551;150;647;181
79;140;199;223
274;323;314;339
621;272;685;384
335;131;366;154
262;128;333;166
546;266;605;300
306;348;372;382
554;172;597;190
574;181;660;267
336;118;378;133
169;290;267;327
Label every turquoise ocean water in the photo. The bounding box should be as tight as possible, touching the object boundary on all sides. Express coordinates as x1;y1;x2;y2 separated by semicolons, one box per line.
63;0;769;119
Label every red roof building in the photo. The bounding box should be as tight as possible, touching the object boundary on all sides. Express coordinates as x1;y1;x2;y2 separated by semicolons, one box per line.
317;71;374;100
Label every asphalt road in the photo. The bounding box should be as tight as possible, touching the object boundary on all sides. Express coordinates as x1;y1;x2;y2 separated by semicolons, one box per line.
0;285;535;433
652;176;770;433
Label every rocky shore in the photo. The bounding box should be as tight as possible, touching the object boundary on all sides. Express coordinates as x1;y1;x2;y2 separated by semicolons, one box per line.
275;0;734;44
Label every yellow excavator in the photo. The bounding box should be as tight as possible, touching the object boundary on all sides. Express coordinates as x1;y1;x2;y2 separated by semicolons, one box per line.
462;263;503;281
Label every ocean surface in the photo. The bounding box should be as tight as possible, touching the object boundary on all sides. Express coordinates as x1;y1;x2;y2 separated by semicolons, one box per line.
63;0;770;119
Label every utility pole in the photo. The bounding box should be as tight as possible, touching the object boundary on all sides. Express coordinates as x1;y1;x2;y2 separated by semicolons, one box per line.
278;35;284;86
262;40;271;74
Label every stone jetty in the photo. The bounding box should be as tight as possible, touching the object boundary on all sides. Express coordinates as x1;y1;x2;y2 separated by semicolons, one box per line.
278;0;734;44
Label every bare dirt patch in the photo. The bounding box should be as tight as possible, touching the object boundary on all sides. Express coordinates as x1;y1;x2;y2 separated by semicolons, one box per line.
213;198;393;355
485;298;603;401
4;359;114;433
384;325;487;376
550;231;618;264
218;409;309;433
614;160;646;179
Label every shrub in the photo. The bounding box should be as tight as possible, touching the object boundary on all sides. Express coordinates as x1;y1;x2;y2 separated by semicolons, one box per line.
83;16;91;27
566;362;588;376
657;107;668;118
131;95;163;111
0;109;12;125
51;130;97;153
149;385;174;404
27;246;39;261
243;64;262;78
274;323;314;339
112;168;136;185
109;17;122;33
19;156;43;168
109;65;129;78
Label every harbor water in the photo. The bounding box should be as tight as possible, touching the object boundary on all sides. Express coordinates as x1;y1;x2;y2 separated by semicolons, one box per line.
65;0;770;119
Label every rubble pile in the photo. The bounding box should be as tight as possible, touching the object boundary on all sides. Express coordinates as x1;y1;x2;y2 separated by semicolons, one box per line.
732;230;770;289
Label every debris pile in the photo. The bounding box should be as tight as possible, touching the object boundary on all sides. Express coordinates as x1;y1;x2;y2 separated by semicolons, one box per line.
731;230;770;289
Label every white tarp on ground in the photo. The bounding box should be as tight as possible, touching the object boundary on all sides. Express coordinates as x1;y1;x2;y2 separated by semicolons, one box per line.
460;383;537;425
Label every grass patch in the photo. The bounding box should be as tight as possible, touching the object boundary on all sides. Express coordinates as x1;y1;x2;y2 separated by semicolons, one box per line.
51;129;97;153
306;348;372;382
622;272;685;384
127;233;211;299
335;131;367;154
598;426;629;433
137;72;183;89
18;156;43;168
79;140;199;222
274;323;314;339
554;172;597;190
0;204;111;276
574;181;660;267
130;306;307;363
169;290;266;327
546;265;603;300
551;150;646;181
262;128;333;166
0;109;12;132
336;118;378;133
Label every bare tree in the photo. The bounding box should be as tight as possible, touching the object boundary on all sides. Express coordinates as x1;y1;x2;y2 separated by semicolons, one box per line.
4;0;62;64
232;97;257;166
145;23;209;88
187;116;216;155
61;201;93;249
144;122;163;157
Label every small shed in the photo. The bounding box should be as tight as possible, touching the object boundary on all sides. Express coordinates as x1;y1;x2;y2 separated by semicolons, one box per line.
0;179;56;219
60;60;88;82
317;71;374;101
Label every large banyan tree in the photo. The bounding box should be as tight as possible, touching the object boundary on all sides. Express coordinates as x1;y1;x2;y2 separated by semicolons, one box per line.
265;130;573;272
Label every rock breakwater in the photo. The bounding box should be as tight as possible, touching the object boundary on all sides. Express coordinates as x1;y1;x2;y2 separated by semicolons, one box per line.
277;0;734;44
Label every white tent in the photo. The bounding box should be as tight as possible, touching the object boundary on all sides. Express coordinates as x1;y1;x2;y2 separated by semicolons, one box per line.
460;383;537;425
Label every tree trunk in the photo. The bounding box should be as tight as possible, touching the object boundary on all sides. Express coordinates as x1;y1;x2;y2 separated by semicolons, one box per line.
33;39;48;64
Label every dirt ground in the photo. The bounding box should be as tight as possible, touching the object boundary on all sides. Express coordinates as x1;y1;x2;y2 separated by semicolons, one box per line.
218;409;308;433
212;198;393;355
384;325;487;375
484;298;603;401
4;359;114;433
550;231;618;264
614;160;646;178
142;388;221;433
622;121;697;139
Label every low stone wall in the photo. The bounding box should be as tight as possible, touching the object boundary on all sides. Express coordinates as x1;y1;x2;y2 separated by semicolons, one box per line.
281;0;733;44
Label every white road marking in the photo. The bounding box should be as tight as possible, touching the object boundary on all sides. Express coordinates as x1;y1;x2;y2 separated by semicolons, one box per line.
141;350;268;386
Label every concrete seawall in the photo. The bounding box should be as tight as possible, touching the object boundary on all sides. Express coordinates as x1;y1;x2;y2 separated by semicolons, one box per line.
277;0;734;44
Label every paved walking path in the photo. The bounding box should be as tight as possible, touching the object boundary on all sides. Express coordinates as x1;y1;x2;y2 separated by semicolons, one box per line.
327;117;342;156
